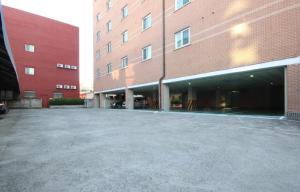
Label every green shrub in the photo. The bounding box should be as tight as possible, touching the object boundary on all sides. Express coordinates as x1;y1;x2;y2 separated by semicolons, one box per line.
49;98;84;106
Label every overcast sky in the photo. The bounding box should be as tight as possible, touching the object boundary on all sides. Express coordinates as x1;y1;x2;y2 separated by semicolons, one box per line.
2;0;93;91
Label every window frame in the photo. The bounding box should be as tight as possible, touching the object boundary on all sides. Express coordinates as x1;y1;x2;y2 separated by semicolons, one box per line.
175;0;190;11
107;42;112;53
142;13;152;31
107;0;112;10
25;67;35;76
95;50;101;60
122;30;128;43
96;31;101;42
107;63;112;74
142;45;152;61
96;13;101;22
24;44;35;53
122;5;128;18
121;56;128;68
107;21;112;32
175;27;191;49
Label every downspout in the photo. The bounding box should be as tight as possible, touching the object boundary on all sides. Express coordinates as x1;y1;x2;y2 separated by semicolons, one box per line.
159;0;166;110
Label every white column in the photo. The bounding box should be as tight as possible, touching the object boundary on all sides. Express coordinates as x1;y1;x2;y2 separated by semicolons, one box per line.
162;84;170;111
94;94;100;108
100;93;109;109
126;89;134;110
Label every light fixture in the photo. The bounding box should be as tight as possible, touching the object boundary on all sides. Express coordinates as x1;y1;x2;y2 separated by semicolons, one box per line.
250;74;254;78
188;82;191;86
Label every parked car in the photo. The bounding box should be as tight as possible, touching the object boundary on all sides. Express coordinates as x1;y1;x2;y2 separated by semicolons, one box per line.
0;101;8;114
111;100;125;109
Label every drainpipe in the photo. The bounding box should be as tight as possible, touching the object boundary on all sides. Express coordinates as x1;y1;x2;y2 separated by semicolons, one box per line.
159;0;166;111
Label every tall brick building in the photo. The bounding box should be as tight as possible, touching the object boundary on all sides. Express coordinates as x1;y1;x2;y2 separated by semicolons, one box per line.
3;6;80;108
94;0;300;120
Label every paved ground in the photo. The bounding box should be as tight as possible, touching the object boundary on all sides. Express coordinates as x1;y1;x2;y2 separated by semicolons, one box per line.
0;109;300;192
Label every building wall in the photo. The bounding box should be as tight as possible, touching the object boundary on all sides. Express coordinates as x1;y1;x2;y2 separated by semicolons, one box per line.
3;6;79;107
94;0;163;91
287;64;300;120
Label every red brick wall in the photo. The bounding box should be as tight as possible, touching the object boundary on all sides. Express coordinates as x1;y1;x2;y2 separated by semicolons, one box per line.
287;64;300;120
3;6;80;107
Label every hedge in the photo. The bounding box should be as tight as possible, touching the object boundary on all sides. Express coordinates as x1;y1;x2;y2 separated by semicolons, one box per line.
49;98;84;106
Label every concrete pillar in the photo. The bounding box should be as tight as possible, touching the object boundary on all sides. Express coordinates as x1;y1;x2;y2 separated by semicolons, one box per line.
94;94;100;108
100;93;109;109
188;86;197;100
162;84;170;111
126;89;134;110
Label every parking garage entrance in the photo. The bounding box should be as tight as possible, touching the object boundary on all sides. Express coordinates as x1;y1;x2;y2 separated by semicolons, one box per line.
168;67;285;116
132;85;159;110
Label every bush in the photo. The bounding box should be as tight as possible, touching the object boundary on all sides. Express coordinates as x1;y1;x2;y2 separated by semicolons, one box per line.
49;98;84;106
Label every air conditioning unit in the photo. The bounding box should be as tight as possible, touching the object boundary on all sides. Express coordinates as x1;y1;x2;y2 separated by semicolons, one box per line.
70;66;78;70
56;84;63;89
71;85;77;90
64;64;71;69
64;85;70;89
57;63;64;68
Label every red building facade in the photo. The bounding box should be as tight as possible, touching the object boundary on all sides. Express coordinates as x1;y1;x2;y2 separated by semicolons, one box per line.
3;6;79;107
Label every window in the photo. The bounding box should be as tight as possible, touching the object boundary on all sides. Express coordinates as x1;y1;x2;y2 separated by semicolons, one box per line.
56;84;63;89
25;44;35;52
107;0;112;10
25;67;35;75
96;68;101;79
96;13;101;22
70;86;77;90
122;5;128;18
107;42;112;53
107;63;112;74
107;21;112;32
96;31;101;41
142;45;152;61
175;27;190;49
95;50;101;60
121;56;128;68
24;91;36;98
122;30;128;43
64;64;71;69
53;93;64;99
64;85;70;89
142;14;152;31
175;0;190;10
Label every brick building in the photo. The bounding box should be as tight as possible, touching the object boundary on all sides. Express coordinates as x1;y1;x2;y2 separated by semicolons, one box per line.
94;0;300;120
3;6;79;108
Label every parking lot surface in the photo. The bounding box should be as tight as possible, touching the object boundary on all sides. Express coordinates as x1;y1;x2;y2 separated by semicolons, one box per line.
0;109;300;192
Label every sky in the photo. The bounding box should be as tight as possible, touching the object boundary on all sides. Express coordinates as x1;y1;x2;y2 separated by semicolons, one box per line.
2;0;94;91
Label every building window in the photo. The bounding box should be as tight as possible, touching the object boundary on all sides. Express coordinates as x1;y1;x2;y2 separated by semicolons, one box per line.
96;13;101;22
107;63;112;74
121;56;128;68
122;30;128;43
175;0;190;10
107;21;112;32
25;67;35;75
175;27;190;49
64;85;70;90
24;91;36;98
107;42;112;53
95;50;101;60
96;68;101;79
122;5;128;18
24;44;35;52
53;92;64;99
142;14;152;31
142;45;152;61
96;31;101;41
107;0;112;10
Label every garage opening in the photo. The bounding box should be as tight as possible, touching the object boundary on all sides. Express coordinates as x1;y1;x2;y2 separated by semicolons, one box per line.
132;86;159;110
168;67;285;116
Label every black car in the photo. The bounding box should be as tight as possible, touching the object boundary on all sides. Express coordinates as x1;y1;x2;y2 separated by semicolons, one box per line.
0;101;8;114
111;100;125;109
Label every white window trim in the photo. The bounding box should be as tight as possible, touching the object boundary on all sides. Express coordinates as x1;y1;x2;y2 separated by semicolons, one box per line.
25;67;35;75
96;13;101;22
122;5;128;18
175;0;191;11
142;14;152;31
107;21;112;32
175;27;191;49
122;30;128;43
142;45;152;61
107;63;112;74
24;44;35;53
121;56;128;68
107;42;112;53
